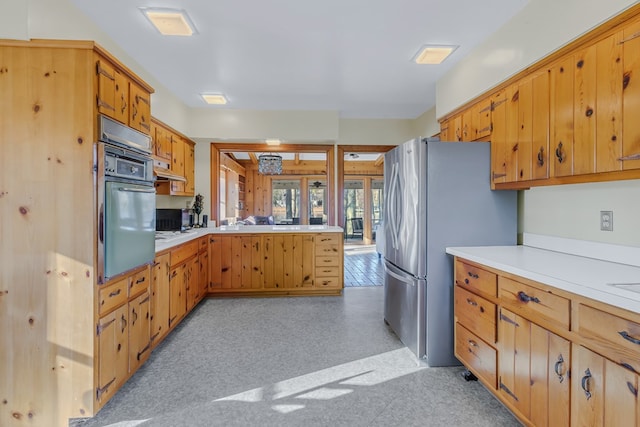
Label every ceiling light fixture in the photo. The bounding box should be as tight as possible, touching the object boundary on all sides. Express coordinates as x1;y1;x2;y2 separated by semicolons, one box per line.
265;139;281;146
413;45;458;64
141;8;197;36
201;93;228;105
258;154;283;175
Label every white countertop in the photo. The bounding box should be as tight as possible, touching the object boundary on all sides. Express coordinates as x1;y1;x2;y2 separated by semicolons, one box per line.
155;225;343;252
446;234;640;315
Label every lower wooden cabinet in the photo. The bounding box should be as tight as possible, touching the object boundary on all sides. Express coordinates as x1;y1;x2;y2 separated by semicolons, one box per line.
453;257;637;427
169;263;187;328
151;252;171;346
209;232;343;295
129;291;151;371
96;304;128;404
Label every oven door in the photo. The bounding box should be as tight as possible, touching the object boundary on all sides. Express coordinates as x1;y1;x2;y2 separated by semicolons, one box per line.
104;180;155;279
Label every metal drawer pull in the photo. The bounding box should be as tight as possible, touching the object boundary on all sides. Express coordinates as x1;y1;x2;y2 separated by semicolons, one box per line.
136;276;146;284
467;272;479;279
554;354;565;383
108;289;121;297
467;339;478;347
466;298;478;307
518;291;540;304
581;369;592;400
618;331;640;345
628;381;638;397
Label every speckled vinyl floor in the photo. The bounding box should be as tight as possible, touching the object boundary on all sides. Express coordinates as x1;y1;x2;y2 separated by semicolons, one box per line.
74;287;521;427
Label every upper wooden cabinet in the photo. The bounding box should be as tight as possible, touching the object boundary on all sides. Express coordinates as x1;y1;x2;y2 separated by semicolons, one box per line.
153;118;196;197
96;56;153;135
441;7;640;189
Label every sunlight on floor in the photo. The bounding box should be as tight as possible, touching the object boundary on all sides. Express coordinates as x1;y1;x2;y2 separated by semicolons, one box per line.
214;347;424;414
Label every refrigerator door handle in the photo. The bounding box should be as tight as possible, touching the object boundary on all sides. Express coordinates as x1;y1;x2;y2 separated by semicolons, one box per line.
383;259;416;284
388;162;401;250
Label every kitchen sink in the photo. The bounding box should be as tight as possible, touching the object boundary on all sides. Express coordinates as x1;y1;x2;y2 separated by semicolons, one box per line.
607;283;640;294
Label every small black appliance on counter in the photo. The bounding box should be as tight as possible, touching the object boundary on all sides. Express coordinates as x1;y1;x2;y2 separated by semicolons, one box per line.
156;208;191;231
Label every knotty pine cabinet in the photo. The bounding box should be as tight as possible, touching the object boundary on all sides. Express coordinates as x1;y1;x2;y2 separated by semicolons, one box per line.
151;252;171;347
0;39;157;425
154;121;196;197
150;119;173;163
209;232;344;295
453;257;640;426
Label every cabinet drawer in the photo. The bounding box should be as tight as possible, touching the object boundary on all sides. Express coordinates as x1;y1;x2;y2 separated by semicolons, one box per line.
129;267;150;298
316;244;341;257
99;277;128;315
316;266;340;278
455;285;496;344
316;234;341;245
577;303;640;369
455;322;497;389
171;240;198;267
316;256;340;267
315;277;341;289
455;260;497;297
498;277;570;329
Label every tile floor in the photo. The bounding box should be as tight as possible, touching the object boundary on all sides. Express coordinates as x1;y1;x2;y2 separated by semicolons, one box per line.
343;244;383;287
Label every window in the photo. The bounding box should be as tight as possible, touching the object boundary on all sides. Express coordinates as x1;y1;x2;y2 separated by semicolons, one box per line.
272;179;300;224
308;180;327;224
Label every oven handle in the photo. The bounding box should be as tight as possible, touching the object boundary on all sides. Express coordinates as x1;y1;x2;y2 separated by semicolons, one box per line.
117;187;156;193
99;203;104;243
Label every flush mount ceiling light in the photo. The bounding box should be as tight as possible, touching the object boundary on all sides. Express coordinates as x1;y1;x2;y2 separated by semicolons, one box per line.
201;93;228;105
265;139;281;146
258;154;283;175
141;8;197;36
347;153;360;159
413;45;458;64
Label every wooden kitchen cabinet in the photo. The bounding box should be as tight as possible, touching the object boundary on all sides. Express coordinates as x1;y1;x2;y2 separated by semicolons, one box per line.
151;252;171;347
209;232;343;296
452;256;640;426
186;255;199;312
184;142;196;195
129;80;151;134
155;129;195;197
151;120;173;163
129;290;151;372
571;345;639;427
96;304;128;404
169;263;187;328
168;240;198;328
198;237;209;302
622;16;640;170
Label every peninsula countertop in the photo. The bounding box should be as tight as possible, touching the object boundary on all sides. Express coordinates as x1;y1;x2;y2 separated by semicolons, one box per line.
155;225;343;252
446;234;640;315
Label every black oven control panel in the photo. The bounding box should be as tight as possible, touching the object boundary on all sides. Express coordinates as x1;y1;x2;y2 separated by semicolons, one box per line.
104;144;153;182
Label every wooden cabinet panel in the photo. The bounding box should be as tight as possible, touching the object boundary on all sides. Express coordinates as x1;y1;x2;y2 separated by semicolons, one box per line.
454;286;496;344
474;98;493;141
129;266;150;298
98;277;128;316
498;276;570;328
571;345;639;427
240;235;262;289
96;304;128;404
198;245;209;300
577;303;640;372
491;90;508;185
596;31;624;173
96;59;117;118
550;56;575;177
186;256;199;310
529;324;571;427
454;260;497;297
184;142;195;195
129;81;151;134
517;77;533;181
455;322;497;389
574;44;598;175
622;18;640;170
113;68;129;125
209;236;223;290
129;292;151;372
532;71;550;180
504;83;520;182
498;308;531;418
169;264;186;327
151;252;170;345
439;118;452;141
452;114;463;141
171;240;198;268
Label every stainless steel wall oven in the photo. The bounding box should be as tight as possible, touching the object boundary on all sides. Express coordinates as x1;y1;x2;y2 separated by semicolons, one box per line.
96;115;155;284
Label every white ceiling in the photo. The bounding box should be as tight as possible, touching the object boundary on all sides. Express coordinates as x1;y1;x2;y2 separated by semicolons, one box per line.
72;0;528;119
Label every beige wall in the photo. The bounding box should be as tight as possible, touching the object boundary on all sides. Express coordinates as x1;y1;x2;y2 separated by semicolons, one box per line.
411;107;439;139
436;0;640;247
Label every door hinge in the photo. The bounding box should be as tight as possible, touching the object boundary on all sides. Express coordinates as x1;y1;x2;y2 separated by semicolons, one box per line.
499;310;519;327
499;379;519;402
96;318;115;336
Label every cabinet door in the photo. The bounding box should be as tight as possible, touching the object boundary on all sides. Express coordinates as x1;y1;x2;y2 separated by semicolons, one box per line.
96;59;117;119
529;323;570;427
504;83;520;182
96;304;128;404
151;252;170;345
461;108;472;141
169;264;186;327
452;114;463;141
129;292;151;372
572;345;639;427
209;236;223;290
184;143;195;196
517;77;533;181
129;81;151;134
474;98;493;141
186;256;199;310
596;31;623;173
498;308;531;419
170;136;186;194
622;18;640;170
532;71;550;180
574;44;597;175
550;56;575;177
199;247;209;300
240;235;263;289
491;90;508;185
113;69;129;125
440;118;452;141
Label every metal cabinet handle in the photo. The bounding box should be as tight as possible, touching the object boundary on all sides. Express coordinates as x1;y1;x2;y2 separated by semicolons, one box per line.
518;291;540;304
581;369;592;400
618;331;640;346
537;147;545;166
555;142;565;163
466;298;478;307
108;289;121;298
467;272;479;279
554;354;565;383
468;339;478;347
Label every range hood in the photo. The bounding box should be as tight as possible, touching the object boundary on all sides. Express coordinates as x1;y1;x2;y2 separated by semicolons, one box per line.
153;160;186;182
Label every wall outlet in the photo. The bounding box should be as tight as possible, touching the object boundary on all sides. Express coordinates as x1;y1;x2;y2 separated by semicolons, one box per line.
600;210;613;231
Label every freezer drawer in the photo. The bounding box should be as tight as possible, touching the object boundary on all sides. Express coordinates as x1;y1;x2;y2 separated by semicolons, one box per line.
383;260;426;359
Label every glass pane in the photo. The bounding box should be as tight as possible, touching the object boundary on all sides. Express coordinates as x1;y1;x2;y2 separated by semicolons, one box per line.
371;179;384;240
308;180;326;224
344;180;364;237
272;179;301;224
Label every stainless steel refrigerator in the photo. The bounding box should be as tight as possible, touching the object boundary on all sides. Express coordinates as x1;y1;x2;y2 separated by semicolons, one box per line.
383;138;517;366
